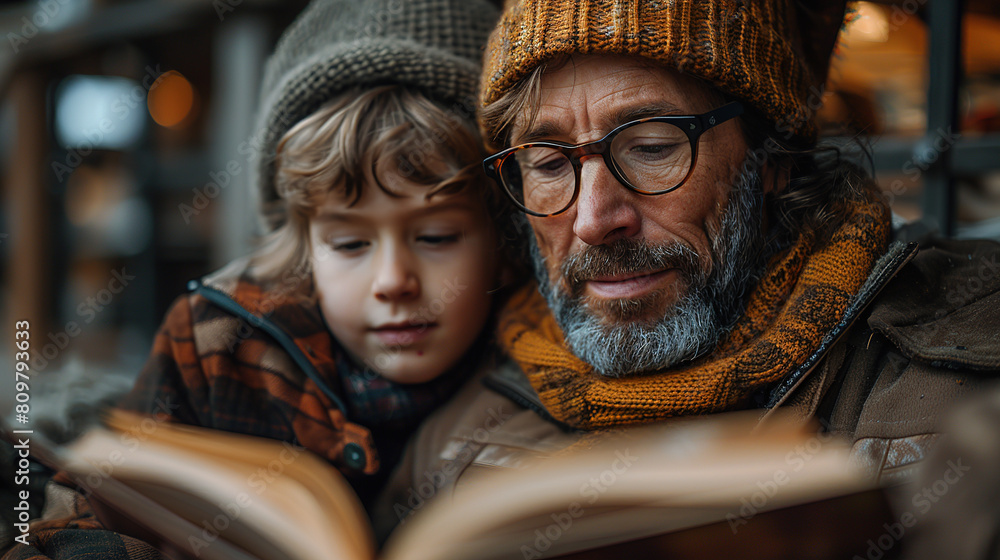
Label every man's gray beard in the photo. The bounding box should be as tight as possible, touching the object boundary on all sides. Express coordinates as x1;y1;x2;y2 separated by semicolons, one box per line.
529;158;769;378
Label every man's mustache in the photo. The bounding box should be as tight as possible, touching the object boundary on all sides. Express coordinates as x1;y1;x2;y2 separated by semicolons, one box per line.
558;238;706;297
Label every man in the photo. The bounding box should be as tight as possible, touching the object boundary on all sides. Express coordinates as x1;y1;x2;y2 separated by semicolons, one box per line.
378;0;1000;537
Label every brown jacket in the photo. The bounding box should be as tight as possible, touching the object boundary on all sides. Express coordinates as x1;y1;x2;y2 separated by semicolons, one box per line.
376;236;1000;537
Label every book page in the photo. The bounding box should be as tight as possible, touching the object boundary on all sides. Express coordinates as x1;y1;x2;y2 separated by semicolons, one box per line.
382;411;879;560
62;416;375;560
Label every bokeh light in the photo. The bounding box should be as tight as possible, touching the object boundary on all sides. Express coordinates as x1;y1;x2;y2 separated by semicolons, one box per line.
147;70;195;128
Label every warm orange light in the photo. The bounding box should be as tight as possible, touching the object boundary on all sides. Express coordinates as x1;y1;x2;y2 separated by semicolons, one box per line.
147;70;194;128
850;2;889;43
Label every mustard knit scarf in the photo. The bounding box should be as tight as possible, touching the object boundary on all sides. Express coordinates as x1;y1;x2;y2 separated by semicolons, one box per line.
498;196;891;430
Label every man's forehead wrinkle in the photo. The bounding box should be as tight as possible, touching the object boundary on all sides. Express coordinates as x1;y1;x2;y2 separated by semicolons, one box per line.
512;95;576;143
594;91;688;131
522;87;666;144
521;95;684;145
514;56;694;144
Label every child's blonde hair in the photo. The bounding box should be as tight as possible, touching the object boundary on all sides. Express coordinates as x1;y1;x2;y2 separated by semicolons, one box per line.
252;85;510;289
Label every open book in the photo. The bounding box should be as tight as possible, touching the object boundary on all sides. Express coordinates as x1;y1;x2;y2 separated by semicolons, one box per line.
45;410;894;560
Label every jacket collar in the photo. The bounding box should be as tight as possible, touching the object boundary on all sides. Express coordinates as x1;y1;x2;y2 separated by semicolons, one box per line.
189;259;378;474
482;360;577;432
193;258;351;415
762;240;919;410
866;235;1000;371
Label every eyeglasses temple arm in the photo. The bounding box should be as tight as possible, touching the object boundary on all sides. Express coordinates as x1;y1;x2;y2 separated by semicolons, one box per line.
700;101;744;131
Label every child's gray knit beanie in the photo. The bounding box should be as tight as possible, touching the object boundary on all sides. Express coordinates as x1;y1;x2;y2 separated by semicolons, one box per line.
254;0;500;231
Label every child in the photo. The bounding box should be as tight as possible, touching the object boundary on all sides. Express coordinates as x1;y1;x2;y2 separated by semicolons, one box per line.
120;0;509;505
4;2;510;558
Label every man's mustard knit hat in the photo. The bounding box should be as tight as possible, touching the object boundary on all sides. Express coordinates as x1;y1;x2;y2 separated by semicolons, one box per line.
480;0;846;145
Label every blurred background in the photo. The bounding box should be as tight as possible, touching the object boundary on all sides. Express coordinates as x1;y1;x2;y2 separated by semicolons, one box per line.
0;0;999;439
0;0;310;439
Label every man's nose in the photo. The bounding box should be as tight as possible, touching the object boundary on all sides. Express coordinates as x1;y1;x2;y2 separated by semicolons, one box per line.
372;245;420;302
572;155;641;245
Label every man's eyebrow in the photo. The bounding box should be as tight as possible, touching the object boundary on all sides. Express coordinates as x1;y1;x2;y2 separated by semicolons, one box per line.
604;102;687;129
513;101;689;145
513;121;564;145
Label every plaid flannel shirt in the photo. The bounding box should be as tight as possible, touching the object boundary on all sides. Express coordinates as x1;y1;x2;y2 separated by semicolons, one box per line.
4;258;475;560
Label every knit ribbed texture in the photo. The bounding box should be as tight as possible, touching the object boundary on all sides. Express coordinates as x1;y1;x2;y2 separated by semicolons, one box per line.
481;0;845;144
254;0;500;231
498;192;891;430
